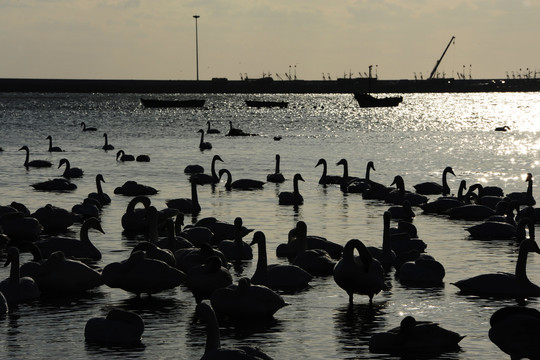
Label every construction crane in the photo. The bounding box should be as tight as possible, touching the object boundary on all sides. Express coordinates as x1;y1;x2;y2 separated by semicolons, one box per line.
428;36;455;80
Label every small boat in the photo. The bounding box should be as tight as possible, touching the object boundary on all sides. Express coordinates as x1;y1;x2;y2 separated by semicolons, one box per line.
245;100;288;108
140;98;205;108
354;93;403;108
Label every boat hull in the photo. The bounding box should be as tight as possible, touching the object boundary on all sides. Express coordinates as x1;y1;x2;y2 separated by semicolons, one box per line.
140;98;205;108
354;93;403;108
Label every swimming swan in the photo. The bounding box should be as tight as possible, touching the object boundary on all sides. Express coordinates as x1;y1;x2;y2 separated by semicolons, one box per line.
266;154;285;183
190;155;224;185
114;181;158;196
186;256;233;303
19;145;52;168
102;132;114;150
166;180;201;214
0;247;41;304
413;166;455;196
290;221;336;276
218;168;265;190
88;174;111;206
58;158;84;178
198;129;212;150
31;178;77;191
206;121;220;134
46;135;63;152
217;217;253;260
278;173;304;205
85;309;144;345
80;122;97;131
316;158;341;185
116;150;135;161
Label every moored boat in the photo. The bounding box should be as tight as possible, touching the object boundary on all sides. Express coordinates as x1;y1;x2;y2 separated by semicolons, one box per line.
140;98;205;108
354;93;403;108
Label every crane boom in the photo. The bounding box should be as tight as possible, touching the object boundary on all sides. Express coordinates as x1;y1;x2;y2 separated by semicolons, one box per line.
428;36;455;80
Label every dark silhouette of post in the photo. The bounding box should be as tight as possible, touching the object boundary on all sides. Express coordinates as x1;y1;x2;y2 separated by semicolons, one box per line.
193;15;200;81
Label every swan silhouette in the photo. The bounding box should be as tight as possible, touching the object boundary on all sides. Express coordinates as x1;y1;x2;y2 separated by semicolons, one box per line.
504;172;536;206
136;154;151;162
336;158;361;192
206;121;220;134
0;247;41;304
385;175;428;206
190;155;224;185
85;309;144;345
194;216;253;243
420;180;467;214
46;135;63;152
369;316;464;355
31;178;77;191
278;173;304;205
333;239;385;305
194;301;275;359
131;241;176;268
225;121;250;136
114;180;158;196
102;132;114;150
186;256;233;303
218;168;264;190
316;158;341;185
266;154;285;183
217;217;253;260
250;231;312;291
0;211;42;242
290;221;336;276
413;166;455;196
88;174;111;206
116;150;135;161
58;158;84;178
19;145;52;168
198;129;212;150
397;253;445;287
346;161;378;193
31;203;75;232
80;122;97;131
367;211;397;270
166;180;201;214
495;125;510;131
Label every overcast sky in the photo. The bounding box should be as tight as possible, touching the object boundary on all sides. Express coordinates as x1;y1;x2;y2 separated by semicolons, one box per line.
1;0;539;81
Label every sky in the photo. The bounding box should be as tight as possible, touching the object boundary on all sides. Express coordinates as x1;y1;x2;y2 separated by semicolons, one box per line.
1;0;539;81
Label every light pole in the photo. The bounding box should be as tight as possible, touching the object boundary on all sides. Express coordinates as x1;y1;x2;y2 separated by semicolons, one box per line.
193;15;200;81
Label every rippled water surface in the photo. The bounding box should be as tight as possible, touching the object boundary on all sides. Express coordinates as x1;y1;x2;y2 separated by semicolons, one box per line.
1;92;540;359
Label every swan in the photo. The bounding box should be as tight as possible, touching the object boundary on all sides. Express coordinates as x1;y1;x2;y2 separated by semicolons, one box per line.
387;200;415;222
114;180;158;196
166;180;201;214
46;135;63;152
266;154;285;183
121;195;152;233
290;221;336;276
19;145;52;168
155;217;194;252
26;250;103;293
31;203;75;232
206;121;220;134
385;175;428;206
336;158;361;192
198;129;212;150
194;301;275;360
175;243;228;273
225;120;250;136
217;217;253;260
193;216;252;243
218;168;264;190
184;164;205;174
278;173;304;205
388;223;427;255
85;309;144;345
0;211;42;242
80;122;97;131
116;150;135;161
0;247;41;304
190;155;224;185
421;180;467;214
71;198;101;222
210;277;287;320
495;125;510;131
58;158;83;178
316;158;341;185
466;215;530;240
102;132;114;150
35;217;104;261
489;306;540;359
102;250;185;297
88;174;111;206
445;192;495;221
276;223;343;260
346;161;378;193
367;211;397;270
333;239;385;305
452;236;540;298
397;253;445;287
136;154;151;162
31;177;77;191
369;315;464;355
131;241;176;267
413;166;455;196
250;231;312;291
186;256;233;303
504;172;536;206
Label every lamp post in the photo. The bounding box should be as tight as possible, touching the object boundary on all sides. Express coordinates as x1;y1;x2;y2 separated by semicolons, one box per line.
193;15;200;81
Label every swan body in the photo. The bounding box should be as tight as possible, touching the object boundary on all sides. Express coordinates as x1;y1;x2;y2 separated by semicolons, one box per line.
219;168;264;190
346;161;378;193
114;181;158;196
413;166;455;195
198;129;212;150
166;180;201;214
333;239;385;304
31;203;74;232
102;132;114;150
291;222;336;276
58;158;84;178
495;125;510;131
489;306;540;359
190;155;224;185
0;247;41;304
387;200;415;222
46;135;63;152
369;316;464;355
504;172;536;206
225;121;250;136
316;158;341;185
397;254;445;287
131;241;176;268
116;150;135;161
266;154;285;183
217;217;253;260
175;243;228;273
136;154;150;162
195;302;275;360
250;231;312;291
35;217;104;261
0;211;42;242
445;203;495;221
194;216;252;243
206;121;220;134
80;122;97;131
88;174;111;206
102;250;185;297
210;277;286;319
31;178;77;191
420;180;467;214
278;173;304;205
452;236;540;298
385;175;428;206
19;145;52;168
85;309;144;345
276;226;343;260
154;217;194;251
186;256;233;303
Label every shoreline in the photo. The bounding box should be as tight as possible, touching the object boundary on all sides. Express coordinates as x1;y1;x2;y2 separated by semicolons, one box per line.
1;77;540;93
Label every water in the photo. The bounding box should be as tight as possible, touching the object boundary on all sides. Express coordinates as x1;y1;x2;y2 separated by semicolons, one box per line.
0;92;540;359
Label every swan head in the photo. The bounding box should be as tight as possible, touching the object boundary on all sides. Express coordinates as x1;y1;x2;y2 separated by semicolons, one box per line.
391;175;404;188
295;221;308;236
212;155;224;164
336;158;347;166
234;217;243;228
116;150;124;159
293;173;305;183
84;217;105;234
58;158;69;168
368;161;375;171
96;174;106;183
526;173;534;182
315;159;326;168
19;145;29;152
249;231;266;247
444;166;455;177
198;129;204;134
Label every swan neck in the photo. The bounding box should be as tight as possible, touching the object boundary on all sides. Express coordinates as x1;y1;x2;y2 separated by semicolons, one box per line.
191;182;199;205
515;242;531;282
9;253;20;284
442;171;450;196
275;156;280;173
204;308;221;353
365;163;371;180
96;177;103;195
382;217;391;253
255;239;268;273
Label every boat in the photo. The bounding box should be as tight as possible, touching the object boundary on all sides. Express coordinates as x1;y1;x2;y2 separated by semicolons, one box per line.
140;98;205;108
353;93;403;108
245;100;288;108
